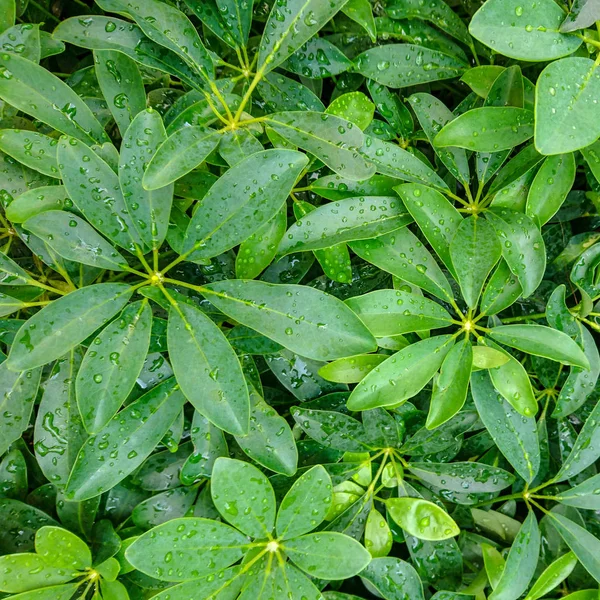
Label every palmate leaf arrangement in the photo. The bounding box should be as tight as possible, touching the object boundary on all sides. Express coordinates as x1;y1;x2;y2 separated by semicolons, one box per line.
2;0;600;598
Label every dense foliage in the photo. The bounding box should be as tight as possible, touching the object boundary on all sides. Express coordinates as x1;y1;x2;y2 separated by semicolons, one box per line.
0;0;600;598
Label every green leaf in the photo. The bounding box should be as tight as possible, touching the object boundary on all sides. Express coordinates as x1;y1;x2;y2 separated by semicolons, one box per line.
360;136;450;191
434;107;534;151
450;216;501;308
386;497;459;541
279;195;411;257
354;45;467;89
547;513;600;583
360;557;424;600
561;0;600;32
571;242;600;298
470;370;540;483
183;149;308;259
0;362;41;456
427;339;472;429
461;66;505;98
234;387;297;475
535;58;600;155
76;300;151;433
469;0;582;60
485;208;545;298
482;543;505;589
410;461;514;493
0;130;59;178
0;0;14;33
211;457;276;539
285;37;352;79
345;289;454;337
283;532;371;579
203;279;377;361
7;283;132;371
236;207;287;279
65;378;185;501
277;464;332;539
556;473;600;509
347;335;454;411
168;301;249;436
147;566;243;600
257;0;349;73
34;351;85;487
488;512;539;600
23;211;129;271
318;354;387;383
3;583;81;600
526;153;576;225
0;53;107;145
326;92;375;130
364;507;393;558
97;0;213;79
142;126;221;190
125;517;248;581
342;0;377;41
488;325;590;369
57;137;143;253
487;342;538;417
94;49;145;137
119;109;174;250
291;406;372;452
525;552;577;600
480;260;522;316
0;554;77;594
351;228;454;301
36;526;91;571
556;396;600;481
6;186;70;223
265;112;375;181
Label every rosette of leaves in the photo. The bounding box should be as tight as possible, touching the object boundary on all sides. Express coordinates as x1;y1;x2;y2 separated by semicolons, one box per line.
0;0;599;599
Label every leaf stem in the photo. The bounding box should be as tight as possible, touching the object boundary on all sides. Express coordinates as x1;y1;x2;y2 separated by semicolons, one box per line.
500;312;546;323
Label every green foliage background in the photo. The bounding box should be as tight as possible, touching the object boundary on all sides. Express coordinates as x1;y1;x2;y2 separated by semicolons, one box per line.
0;0;600;598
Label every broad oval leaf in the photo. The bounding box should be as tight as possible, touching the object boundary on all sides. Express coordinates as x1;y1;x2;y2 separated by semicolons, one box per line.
386;497;459;541
360;557;424;600
0;130;59;178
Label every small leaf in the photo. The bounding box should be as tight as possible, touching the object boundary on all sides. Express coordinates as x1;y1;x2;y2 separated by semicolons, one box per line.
525;552;577;600
360;557;424;600
0;130;59;178
36;526;91;571
472;346;510;369
387;497;459;541
318;354;387;383
556;473;600;510
6;186;70;223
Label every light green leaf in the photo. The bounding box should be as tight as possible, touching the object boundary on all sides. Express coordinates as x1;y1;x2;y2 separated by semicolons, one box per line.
277;464;332;540
526;153;576;225
65;378;185;501
168;302;249;436
212;457;276;539
203;279;377;361
265;112;375;181
434;107;534;151
285;37;351;79
58;137;143;253
364;507;393;558
234;387;297;475
0;554;77;594
387;497;459;541
0;362;41;456
350;228;454;301
354;44;467;89
485;208;545;297
488;325;590;369
556;473;600;509
326;92;375;130
125;517;248;581
342;0;377;41
119;109;174;249
0;130;59;178
318;354;387;383
469;0;582;61
4;583;81;600
149;566;243;600
94;49;145;137
142;126;220;190
6;186;70;223
345;289;454;337
347;335;454;411
76;300;151;433
23;211;129;271
525;552;577;600
547;513;600;583
480;260;522;316
257;0;350;73
471;370;540;483
0;53;107;144
7;283;132;371
283;532;371;579
34;350;86;487
183;149;308;259
472;346;510;369
482;543;505;589
427;339;472;429
535;57;600;155
450;216;501;308
36;526;91;571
